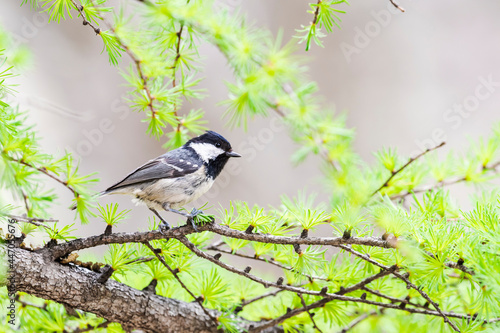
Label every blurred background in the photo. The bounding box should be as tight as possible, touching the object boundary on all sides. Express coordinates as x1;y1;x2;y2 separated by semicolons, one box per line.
1;0;500;239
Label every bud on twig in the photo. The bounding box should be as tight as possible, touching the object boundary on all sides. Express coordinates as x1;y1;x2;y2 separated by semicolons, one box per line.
104;225;112;236
97;265;114;284
342;229;351;240
293;243;302;255
300;229;308;238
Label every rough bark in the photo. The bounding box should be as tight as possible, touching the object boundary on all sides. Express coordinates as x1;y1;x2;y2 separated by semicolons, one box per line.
10;246;281;333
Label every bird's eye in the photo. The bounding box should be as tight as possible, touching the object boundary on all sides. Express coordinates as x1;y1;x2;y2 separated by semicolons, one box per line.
215;143;221;148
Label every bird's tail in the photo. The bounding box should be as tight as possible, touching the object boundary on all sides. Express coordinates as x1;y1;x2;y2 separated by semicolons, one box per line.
69;190;109;210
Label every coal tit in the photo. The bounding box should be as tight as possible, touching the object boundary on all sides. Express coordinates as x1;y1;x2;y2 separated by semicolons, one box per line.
101;131;241;231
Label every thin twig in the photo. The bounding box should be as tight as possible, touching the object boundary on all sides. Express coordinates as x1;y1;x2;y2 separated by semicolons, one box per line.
179;236;412;302
249;297;331;332
445;262;475;276
4;155;78;197
362;287;424;309
71;321;110;333
389;0;405;12
337;311;378;333
372;141;446;196
124;256;154;266
69;0;101;34
179;235;480;325
390;177;466;200
336;269;395;295
241;289;287;308
16;296;47;310
92;10;158;120
92;0;188;132
172;22;184;130
298;293;324;333
7;215;57;231
312;0;322;25
143;241;219;326
206;246;328;281
277;83;340;171
391;157;500;200
339;245;460;332
15;181;31;215
242;268;393;309
7;215;58;223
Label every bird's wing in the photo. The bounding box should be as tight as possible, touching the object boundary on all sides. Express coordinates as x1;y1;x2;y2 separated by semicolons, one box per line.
104;153;200;193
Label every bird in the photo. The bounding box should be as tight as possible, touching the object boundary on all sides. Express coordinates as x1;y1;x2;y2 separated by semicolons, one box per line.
99;131;241;231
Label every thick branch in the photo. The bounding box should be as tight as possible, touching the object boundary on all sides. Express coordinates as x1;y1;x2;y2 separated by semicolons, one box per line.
12;247;218;332
10;246;282;333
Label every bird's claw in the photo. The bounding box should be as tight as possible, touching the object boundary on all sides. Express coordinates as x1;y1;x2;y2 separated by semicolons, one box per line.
158;221;171;235
190;208;203;216
186;208;203;232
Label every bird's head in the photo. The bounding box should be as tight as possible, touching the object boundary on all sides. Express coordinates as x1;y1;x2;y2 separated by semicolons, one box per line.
186;130;241;163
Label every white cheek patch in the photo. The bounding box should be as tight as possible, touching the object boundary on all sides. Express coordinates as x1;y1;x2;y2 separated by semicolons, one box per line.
190;143;225;162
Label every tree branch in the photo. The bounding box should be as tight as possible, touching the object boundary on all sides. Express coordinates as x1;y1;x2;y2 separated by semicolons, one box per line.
4;155;80;198
143;241;219;325
10;246;282;333
12;247;219;332
205;246;328;281
298;293;324;333
35;220;489;331
241;289;286;308
389;0;405;13
339;245;460;332
361;287;423;309
312;0;322;25
445;262;475;276
372;141;446;196
336;268;395;295
46;222;394;260
69;0;101;34
337;310;379;333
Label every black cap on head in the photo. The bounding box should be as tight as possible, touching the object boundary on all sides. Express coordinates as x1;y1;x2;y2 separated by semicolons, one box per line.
186;131;232;152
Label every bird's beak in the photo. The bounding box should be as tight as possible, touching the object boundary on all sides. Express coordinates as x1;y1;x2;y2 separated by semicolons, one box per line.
226;150;242;158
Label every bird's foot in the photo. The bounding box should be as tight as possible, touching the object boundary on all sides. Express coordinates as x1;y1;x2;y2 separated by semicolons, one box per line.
190;208;204;217
186;208;203;232
158;221;171;235
150;207;171;235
